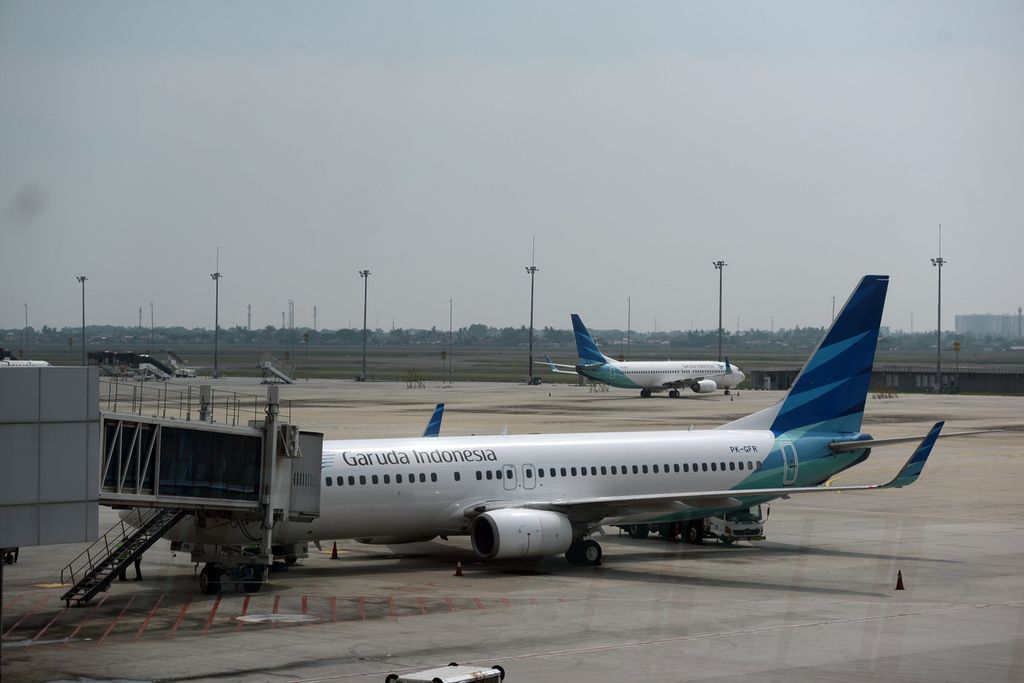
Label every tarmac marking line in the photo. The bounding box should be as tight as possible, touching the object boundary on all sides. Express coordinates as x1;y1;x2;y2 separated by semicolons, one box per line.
444;597;455;613
2;594;48;640
59;594;109;648
167;598;192;639
329;596;337;622
202;595;222;635
235;595;251;631
473;598;485;610
417;597;427;615
386;596;396;619
272;595;281;629
301;596;308;614
98;594;135;645
358;596;366;620
500;598;512;607
133;594;163;640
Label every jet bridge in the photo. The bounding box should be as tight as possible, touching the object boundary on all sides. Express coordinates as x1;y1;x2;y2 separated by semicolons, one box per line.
60;381;322;604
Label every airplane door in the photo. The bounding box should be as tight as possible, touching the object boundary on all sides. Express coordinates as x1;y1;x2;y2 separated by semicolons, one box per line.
522;464;536;490
780;441;798;485
502;464;517;491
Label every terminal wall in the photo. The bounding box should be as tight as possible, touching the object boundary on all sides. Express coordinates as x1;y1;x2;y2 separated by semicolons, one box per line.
0;367;100;547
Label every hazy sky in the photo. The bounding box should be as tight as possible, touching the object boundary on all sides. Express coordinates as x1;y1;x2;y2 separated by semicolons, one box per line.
2;1;1022;334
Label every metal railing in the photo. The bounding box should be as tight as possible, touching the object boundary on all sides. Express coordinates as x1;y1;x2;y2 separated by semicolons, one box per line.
60;507;158;588
100;377;291;426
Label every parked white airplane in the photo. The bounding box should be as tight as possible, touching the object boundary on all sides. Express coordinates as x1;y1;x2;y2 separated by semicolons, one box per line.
170;275;948;583
0;359;50;367
545;314;744;397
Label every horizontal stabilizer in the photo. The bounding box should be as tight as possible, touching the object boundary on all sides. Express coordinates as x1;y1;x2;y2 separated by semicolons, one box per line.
830;426;992;453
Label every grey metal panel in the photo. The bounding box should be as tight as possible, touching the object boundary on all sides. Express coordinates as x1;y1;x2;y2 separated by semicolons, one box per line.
0;423;40;505
0;367;41;423
87;420;100;498
87;366;100;420
0;503;39;547
39;501;96;545
40;367;91;422
40;422;91;502
290;431;323;518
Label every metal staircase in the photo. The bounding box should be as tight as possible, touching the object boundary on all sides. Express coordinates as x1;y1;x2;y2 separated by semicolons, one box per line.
60;507;186;607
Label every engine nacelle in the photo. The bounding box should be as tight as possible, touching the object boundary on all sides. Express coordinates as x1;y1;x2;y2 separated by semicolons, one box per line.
470;509;574;560
691;379;718;393
354;535;437;545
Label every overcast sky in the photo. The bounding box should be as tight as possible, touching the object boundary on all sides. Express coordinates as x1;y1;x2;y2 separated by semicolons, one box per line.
1;1;1021;334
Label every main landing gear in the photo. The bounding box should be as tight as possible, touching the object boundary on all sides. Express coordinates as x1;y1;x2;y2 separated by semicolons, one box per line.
199;562;266;594
640;388;652;398
564;539;602;566
668;389;680;398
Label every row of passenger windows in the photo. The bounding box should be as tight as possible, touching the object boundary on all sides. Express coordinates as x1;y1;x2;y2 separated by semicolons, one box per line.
324;459;760;488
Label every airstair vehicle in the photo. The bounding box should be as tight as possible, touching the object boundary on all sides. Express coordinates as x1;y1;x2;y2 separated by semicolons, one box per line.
259;352;295;384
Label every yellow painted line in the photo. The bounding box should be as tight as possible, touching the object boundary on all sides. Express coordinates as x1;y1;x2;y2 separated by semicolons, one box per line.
34;583;68;589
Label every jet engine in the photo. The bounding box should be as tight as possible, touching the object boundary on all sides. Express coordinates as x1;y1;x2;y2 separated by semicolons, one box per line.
470;509;574;560
691;379;718;393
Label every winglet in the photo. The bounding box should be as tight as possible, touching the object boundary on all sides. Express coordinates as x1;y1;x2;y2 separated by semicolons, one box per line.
423;403;445;437
544;354;557;371
725;357;733;374
879;421;943;488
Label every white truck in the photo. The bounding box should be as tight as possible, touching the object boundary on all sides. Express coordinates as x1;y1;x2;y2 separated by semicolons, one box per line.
619;506;766;545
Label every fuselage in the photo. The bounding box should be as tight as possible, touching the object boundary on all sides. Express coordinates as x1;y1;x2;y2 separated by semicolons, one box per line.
578;359;744;392
165;427;869;547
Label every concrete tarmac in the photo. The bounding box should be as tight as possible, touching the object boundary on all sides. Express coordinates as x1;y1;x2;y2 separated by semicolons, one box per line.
2;380;1023;682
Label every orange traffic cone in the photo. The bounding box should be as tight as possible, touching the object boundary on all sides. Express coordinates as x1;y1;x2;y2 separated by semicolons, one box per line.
895;570;905;590
454;561;463;576
331;542;339;560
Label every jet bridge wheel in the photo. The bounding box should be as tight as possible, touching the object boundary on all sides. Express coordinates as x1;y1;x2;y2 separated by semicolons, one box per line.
199;563;222;594
565;539;602;566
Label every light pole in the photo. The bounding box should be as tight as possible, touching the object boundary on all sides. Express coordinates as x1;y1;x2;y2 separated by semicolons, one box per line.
626;296;631;361
149;302;154;353
525;250;539;384
713;260;727;362
76;276;87;365
211;270;221;378
931;246;946;393
359;270;370;381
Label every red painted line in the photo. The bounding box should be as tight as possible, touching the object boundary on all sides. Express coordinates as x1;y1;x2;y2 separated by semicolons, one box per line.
272;595;281;629
167;598;192;639
202;596;222;635
500;598;512;607
235;595;251;631
59;594;109;648
529;597;539;605
2;594;26;613
444;597;456;613
329;596;337;622
301;596;308;614
98;594;136;645
134;594;164;640
2;595;48;640
358;596;366;620
417;597;427;615
473;598;485;610
386;596;396;619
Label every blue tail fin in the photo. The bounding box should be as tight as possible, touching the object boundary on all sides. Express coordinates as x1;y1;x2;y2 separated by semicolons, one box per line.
768;275;889;435
571;314;609;365
422;403;445;437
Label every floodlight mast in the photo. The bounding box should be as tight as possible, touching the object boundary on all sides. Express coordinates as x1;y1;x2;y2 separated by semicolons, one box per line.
931;224;946;392
76;276;87;365
211;270;222;378
713;260;727;362
359;270;370;381
525;238;539;384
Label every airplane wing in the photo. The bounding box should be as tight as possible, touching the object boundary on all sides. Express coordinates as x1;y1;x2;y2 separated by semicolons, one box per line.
462;422;944;522
543;354;583;375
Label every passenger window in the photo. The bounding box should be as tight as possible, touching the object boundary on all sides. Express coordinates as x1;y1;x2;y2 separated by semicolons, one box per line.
397;474;403;483
632;465;639;474
673;464;680;473
720;462;726;470
372;475;379;484
581;467;587;477
486;471;493;480
642;465;648;474
383;474;391;484
348;475;355;485
325;477;333;486
419;473;426;483
476;471;482;480
749;461;755;470
601;466;607;475
701;463;708;472
738;462;744;470
711;463;717;471
729;462;735;471
561;467;567;476
454;472;461;482
359;475;367;485
496;470;503;479
653;464;659;473
431;473;437;482
683;463;689;473
571;467;578;476
611;466;617;475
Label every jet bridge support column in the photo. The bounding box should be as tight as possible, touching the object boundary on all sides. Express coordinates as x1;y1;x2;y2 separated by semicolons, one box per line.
260;385;280;569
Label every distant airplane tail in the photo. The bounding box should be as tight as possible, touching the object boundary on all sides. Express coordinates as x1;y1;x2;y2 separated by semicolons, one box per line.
571;314;614;365
422;403;445;437
721;275;889;436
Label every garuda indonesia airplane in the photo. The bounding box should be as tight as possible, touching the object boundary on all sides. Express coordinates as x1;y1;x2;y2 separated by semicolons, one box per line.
172;275;946;576
545;314;745;397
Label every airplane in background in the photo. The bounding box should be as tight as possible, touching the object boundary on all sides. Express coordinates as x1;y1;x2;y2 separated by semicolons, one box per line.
171;275;956;586
544;313;745;397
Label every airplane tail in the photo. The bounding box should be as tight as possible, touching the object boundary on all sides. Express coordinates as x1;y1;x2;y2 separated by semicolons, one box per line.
571;314;613;365
721;275;889;436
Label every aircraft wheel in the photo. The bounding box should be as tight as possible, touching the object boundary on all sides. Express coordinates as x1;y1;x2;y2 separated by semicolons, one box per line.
685;522;703;545
669;389;680;398
199;563;221;594
640;388;652;398
580;540;602;566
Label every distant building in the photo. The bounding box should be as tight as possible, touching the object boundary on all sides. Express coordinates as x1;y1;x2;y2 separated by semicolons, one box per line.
955;312;1022;338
